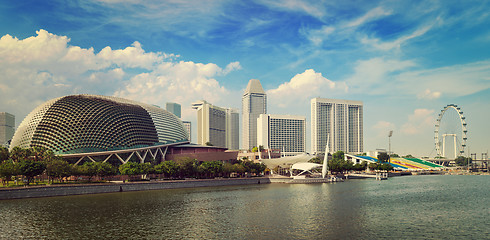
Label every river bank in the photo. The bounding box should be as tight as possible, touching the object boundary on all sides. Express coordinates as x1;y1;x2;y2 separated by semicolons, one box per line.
0;177;269;200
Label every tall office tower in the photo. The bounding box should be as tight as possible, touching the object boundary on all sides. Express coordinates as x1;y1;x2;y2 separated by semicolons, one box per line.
166;102;181;118
182;121;191;142
242;79;266;150
192;100;239;149
257;114;306;156
0;112;15;147
226;108;239;150
311;98;363;154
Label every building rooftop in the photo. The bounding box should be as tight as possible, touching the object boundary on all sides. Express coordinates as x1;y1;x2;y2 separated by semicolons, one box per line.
244;79;265;94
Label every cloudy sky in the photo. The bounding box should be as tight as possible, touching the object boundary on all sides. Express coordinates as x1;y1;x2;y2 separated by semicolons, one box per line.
1;0;489;157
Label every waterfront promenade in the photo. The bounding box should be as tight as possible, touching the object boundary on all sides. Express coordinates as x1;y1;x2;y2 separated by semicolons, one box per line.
0;177;269;200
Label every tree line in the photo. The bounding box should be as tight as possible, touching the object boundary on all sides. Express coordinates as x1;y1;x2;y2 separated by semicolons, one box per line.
0;146;266;186
309;151;394;173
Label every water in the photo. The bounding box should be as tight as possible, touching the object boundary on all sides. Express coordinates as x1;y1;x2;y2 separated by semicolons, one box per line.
0;175;488;239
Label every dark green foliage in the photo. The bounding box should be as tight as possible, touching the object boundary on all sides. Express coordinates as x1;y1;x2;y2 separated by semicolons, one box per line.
368;162;394;171
377;152;390;163
9;146;31;162
332;151;344;161
0;160;19;185
0;146;9;163
18;159;46;185
353;162;367;171
155;161;179;178
308;157;322;164
45;157;72;183
197;161;223;178
96;162;117;178
80;162;99;180
455;156;472;166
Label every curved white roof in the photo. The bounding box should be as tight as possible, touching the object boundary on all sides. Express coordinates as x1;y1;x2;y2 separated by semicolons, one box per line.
260;153;314;168
291;162;322;172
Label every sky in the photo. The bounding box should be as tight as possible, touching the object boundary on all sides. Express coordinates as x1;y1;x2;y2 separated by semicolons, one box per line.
0;0;489;157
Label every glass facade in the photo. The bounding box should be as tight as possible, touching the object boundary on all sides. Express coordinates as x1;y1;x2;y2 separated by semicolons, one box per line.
311;98;363;154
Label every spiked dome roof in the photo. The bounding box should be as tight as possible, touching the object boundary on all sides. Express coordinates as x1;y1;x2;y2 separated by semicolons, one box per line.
10;95;189;154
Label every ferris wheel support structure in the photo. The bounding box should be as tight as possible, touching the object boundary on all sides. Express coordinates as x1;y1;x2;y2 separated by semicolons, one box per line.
434;104;467;158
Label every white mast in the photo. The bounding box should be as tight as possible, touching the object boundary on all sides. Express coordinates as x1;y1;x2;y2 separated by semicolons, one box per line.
322;135;329;178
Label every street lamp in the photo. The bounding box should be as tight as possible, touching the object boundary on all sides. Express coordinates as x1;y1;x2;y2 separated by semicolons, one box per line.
388;130;393;162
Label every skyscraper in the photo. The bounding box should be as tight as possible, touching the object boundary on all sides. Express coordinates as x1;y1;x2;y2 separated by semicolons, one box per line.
182;121;191;142
242;79;266;150
0;112;15;147
192;100;239;149
166;102;181;118
257;114;306;156
311;98;363;154
226;108;239;150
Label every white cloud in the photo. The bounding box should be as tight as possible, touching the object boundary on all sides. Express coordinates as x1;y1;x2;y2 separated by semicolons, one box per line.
303;26;335;46
98;41;165;69
417;89;441;100
361;20;437;51
222;61;242;75
397;60;490;97
345;7;392;28
257;0;326;19
0;30;239;125
346;57;415;93
268;69;346;108
372;121;396;138
401;109;435;135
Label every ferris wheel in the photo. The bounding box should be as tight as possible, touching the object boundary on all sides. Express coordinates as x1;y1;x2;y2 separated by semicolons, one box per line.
434;104;467;158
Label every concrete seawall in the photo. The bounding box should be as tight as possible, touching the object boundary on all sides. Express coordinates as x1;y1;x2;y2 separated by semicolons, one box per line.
0;178;270;200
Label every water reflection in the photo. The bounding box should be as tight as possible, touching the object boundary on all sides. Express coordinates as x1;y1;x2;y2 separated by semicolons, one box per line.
0;175;489;239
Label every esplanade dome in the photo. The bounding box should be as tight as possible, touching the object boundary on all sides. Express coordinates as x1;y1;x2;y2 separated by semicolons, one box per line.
10;95;189;154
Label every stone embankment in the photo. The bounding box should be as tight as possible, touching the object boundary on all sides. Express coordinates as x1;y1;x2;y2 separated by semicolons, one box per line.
0;178;270;200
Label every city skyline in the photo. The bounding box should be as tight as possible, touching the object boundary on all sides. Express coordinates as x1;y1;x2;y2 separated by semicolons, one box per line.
0;1;489;156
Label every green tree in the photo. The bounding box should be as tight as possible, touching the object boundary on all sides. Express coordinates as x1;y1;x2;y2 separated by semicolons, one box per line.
332;151;345;161
80;162;98;181
18;159;46;185
96;162;117;179
233;163;246;177
9;146;31;162
30;147;55;162
175;157;198;178
309;157;322;164
205;142;213;146
377;152;390;163
390;153;400;157
402;154;414;158
118;162;142;177
155;161;179;178
353;162;367;171
251;147;258;152
45;157;72;183
0;146;9;163
0;160;19;186
222;162;234;177
455;156;472;166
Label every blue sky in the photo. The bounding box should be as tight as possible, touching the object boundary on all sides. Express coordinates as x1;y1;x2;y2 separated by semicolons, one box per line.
1;0;489;157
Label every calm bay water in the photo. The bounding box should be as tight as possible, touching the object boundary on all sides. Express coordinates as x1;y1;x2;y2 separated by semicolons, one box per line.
0;175;489;239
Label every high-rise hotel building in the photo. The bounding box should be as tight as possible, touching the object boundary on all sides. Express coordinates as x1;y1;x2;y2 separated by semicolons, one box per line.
311;98;363;154
257;114;306;156
192;100;239;149
242;79;267;150
0;112;15;147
